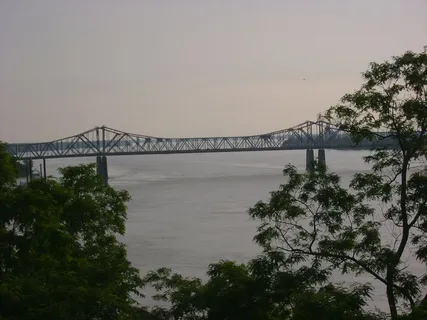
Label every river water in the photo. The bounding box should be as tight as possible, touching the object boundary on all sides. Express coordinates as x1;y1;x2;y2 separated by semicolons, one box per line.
38;150;425;312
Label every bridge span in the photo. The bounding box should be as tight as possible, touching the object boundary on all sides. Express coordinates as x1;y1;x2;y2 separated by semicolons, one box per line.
6;120;395;183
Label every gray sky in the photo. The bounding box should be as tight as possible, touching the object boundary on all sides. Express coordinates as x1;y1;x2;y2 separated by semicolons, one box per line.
1;1;426;142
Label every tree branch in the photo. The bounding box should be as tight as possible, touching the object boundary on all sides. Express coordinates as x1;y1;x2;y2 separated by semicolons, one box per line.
276;245;415;305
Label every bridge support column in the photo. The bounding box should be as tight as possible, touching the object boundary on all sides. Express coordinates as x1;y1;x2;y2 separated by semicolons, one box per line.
27;159;33;182
96;155;109;184
43;158;47;180
305;149;314;172
318;149;326;167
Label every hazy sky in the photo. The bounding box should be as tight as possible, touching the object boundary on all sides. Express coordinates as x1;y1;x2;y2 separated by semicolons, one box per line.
1;1;426;142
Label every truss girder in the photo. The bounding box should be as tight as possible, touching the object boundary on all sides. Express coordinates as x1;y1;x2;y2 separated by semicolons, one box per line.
6;121;397;160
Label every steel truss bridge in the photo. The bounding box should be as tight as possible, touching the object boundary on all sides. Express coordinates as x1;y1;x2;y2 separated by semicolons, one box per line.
6;120;395;160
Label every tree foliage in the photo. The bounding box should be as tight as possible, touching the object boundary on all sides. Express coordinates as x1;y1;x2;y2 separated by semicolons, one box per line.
0;143;18;189
247;49;427;319
325;49;427;318
0;152;145;319
141;256;377;320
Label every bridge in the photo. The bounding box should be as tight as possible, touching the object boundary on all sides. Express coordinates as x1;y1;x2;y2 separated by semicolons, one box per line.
6;120;396;183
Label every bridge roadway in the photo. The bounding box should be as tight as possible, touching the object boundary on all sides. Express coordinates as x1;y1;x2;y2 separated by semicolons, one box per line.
6;120;394;160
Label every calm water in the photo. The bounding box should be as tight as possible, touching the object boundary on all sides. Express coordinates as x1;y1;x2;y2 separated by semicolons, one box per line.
38;150;425;311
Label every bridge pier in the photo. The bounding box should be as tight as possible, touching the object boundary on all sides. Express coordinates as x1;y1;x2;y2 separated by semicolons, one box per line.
306;149;327;172
305;149;314;172
43;158;47;180
318;149;326;167
96;155;108;184
27;159;33;182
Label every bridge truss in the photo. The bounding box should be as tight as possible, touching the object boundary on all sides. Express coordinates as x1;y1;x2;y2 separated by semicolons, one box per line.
7;121;358;160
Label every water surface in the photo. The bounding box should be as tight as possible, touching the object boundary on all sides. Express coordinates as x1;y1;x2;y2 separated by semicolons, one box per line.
41;150;425;311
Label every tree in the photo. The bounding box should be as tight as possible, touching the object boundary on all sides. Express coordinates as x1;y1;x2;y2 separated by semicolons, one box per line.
249;49;427;319
141;255;378;320
0;148;145;319
0;143;17;188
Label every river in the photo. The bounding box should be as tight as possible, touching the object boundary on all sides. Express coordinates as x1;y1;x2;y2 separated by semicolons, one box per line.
37;149;425;312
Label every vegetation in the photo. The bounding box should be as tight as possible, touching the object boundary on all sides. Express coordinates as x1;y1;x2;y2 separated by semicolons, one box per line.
0;142;145;319
0;49;426;319
0;144;18;188
140;258;381;320
324;50;427;318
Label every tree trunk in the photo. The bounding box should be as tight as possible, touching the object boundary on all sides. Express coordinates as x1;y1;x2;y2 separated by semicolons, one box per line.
386;271;398;320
